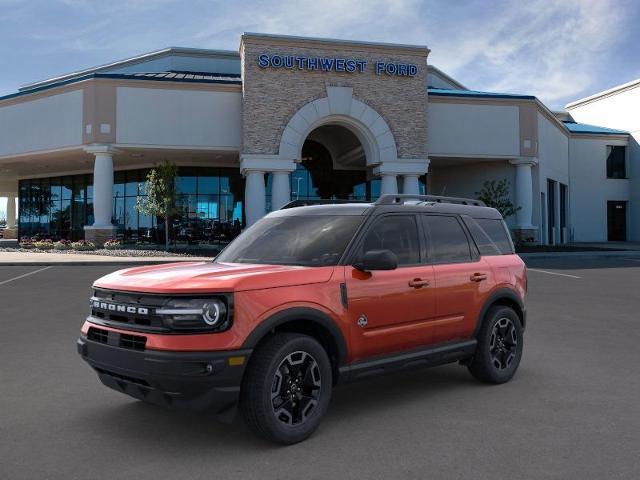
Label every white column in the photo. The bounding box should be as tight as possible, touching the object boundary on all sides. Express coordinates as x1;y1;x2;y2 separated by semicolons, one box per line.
402;174;420;195
244;170;266;226
271;171;291;210
91;151;115;227
510;158;537;229
380;174;398;195
6;195;16;229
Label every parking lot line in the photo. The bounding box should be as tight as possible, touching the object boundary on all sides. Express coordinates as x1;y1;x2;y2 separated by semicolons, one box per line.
527;268;581;279
0;266;52;286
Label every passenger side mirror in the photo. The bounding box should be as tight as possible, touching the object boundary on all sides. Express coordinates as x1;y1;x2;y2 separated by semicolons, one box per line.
353;249;398;272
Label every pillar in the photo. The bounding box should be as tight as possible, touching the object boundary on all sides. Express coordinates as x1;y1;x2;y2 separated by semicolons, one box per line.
84;145;117;245
6;195;16;229
244;170;266;227
509;158;538;243
271;171;291;210
402;174;421;195
380;174;398;195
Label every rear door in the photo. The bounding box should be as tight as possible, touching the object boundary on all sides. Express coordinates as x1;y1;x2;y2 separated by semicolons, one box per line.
345;214;436;360
421;214;492;343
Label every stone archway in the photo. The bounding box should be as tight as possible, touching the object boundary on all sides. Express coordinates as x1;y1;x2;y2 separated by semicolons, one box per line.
278;86;398;167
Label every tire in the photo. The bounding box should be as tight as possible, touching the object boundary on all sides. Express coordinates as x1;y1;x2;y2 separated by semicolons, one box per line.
468;306;523;384
240;333;332;444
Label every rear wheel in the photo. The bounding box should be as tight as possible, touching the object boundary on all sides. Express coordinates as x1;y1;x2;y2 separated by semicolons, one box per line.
468;306;523;384
240;333;332;444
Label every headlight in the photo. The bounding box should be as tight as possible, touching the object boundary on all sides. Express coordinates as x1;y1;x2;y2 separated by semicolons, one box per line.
156;297;230;332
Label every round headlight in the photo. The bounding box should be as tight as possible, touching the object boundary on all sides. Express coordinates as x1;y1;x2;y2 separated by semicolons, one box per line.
203;301;226;326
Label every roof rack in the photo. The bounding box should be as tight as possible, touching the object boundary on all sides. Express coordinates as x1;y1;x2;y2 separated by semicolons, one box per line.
280;199;370;209
375;194;486;207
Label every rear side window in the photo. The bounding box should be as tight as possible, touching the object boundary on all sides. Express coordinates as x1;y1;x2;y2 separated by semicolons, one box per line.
475;218;514;254
422;215;472;264
359;215;420;265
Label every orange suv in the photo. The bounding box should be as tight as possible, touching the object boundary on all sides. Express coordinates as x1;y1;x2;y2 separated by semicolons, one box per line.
77;194;527;444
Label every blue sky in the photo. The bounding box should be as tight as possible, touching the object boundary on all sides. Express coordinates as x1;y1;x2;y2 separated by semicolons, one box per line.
1;0;639;109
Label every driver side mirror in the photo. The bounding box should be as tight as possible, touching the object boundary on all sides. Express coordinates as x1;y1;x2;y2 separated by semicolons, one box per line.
353;249;398;272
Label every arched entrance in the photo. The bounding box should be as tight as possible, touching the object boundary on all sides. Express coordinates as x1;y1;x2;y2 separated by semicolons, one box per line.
291;124;381;202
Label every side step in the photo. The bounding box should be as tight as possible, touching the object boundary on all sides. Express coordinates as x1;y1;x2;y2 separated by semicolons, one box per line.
337;339;477;384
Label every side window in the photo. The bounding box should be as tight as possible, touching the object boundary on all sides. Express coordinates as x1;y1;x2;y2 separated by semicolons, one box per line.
464;218;502;256
360;215;420;266
422;215;472;263
475;218;514;254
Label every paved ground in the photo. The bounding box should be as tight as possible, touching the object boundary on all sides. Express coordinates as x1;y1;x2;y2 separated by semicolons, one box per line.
1;258;639;480
0;251;211;265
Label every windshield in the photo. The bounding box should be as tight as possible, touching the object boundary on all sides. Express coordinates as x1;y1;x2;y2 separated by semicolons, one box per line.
216;215;364;266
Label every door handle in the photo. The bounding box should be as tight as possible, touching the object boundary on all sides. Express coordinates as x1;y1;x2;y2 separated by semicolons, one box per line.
470;272;488;282
408;278;430;288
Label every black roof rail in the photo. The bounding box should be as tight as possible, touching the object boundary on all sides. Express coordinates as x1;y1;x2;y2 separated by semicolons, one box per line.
375;194;486;207
280;199;370;209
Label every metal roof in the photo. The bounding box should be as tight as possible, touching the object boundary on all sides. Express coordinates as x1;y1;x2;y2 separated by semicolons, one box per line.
428;87;536;100
562;121;628;135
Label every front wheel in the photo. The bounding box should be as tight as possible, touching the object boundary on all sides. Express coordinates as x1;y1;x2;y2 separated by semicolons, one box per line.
240;333;332;444
468;306;523;384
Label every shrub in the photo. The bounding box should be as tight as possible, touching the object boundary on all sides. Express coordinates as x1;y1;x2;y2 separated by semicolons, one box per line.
71;240;96;251
33;239;54;250
54;239;72;250
20;236;35;249
103;238;122;250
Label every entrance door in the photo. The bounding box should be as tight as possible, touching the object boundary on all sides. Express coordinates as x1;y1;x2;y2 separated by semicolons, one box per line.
346;214;436;360
607;201;627;241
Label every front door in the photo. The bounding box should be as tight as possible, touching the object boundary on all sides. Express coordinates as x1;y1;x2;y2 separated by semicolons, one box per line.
346;214;436;360
607;201;627;241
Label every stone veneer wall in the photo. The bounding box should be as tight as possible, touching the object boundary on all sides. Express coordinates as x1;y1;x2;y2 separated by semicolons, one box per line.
240;36;429;160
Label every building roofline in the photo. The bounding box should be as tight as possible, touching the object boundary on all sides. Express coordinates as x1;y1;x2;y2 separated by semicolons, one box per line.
2;72;241;104
428;88;535;100
565;78;640;109
19;47;240;92
241;32;430;55
427;65;467;90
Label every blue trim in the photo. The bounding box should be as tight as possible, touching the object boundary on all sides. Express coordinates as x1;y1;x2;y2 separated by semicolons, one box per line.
562;121;628;135
0;72;242;102
428;87;536;100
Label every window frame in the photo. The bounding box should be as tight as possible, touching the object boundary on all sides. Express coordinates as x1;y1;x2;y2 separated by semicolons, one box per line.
346;212;424;268
420;213;480;265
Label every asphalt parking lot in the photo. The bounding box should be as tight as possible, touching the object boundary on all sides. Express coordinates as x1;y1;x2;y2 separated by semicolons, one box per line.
1;258;639;480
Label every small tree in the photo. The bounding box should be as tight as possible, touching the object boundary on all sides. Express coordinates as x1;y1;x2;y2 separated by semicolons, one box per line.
475;179;520;219
136;161;178;251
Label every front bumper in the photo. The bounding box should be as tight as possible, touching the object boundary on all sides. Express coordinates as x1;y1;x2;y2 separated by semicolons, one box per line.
77;335;251;414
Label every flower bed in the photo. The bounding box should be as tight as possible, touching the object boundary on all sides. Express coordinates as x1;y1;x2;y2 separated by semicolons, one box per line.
70;240;96;251
103;238;122;250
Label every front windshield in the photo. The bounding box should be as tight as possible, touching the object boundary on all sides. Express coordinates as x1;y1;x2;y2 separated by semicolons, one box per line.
216;215;363;267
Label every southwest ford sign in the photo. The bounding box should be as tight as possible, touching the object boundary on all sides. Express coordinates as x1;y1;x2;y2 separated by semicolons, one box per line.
257;54;418;77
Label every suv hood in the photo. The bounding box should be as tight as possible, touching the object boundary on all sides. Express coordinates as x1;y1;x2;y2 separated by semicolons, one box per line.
93;261;335;294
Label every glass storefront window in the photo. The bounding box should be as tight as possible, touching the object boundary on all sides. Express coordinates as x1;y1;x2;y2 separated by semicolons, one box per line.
18;167;245;244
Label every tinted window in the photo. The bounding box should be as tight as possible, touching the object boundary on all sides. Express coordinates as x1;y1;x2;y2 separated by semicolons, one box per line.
423;215;472;263
606;146;626;179
359;215;420;265
476;218;514;254
216;215;363;266
464;218;501;256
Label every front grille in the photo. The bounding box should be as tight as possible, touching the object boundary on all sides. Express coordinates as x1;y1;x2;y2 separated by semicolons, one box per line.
86;326;147;351
90;289;169;331
119;333;147;351
87;327;108;344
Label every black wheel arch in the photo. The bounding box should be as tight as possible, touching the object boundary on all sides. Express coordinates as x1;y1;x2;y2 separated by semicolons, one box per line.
242;307;348;382
474;288;526;337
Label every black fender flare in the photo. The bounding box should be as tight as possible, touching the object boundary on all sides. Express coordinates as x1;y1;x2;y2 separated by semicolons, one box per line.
242;307;348;367
474;287;526;336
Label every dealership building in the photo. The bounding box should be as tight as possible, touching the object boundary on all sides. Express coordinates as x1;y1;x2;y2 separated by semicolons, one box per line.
0;33;637;246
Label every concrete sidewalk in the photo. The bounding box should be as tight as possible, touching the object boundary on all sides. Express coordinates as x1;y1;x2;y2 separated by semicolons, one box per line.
0;251;211;266
519;250;640;259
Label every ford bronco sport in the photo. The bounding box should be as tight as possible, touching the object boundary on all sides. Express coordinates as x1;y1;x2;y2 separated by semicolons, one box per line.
78;194;527;444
